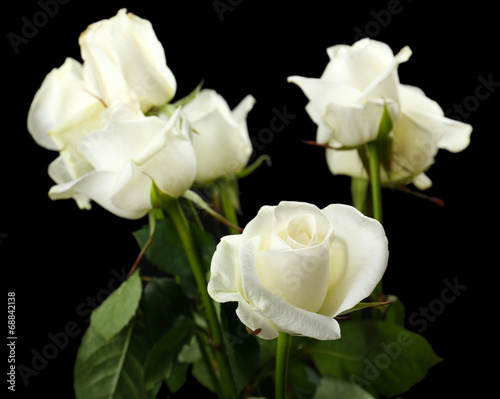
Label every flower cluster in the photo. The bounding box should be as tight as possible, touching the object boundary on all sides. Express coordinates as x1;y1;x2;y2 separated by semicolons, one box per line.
27;9;470;399
288;38;472;189
28;9;255;219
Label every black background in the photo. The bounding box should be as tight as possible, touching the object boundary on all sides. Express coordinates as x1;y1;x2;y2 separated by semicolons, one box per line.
3;0;497;398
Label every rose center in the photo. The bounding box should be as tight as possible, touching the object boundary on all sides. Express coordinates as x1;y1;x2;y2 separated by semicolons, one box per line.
282;214;319;248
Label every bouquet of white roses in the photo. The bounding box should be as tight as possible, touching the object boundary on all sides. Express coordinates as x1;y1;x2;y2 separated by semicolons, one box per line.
24;7;473;399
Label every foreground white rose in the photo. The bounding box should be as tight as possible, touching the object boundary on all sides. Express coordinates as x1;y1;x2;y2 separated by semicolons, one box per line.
288;38;411;147
79;8;177;111
325;84;472;189
208;201;388;340
182;89;255;184
46;104;196;219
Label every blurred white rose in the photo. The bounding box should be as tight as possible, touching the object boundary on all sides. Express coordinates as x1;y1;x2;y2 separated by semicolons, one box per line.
27;10;195;218
288;38;411;147
182;89;255;184
208;201;388;340
288;38;472;189
79;8;177;111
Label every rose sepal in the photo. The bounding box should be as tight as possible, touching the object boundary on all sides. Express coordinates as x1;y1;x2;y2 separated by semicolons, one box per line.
235;154;272;179
181;189;242;233
336;301;393;317
153;80;204;118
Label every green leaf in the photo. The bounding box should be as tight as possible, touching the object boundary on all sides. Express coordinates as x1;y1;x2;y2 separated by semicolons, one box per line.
134;216;215;275
143;318;194;390
309;320;442;398
166;361;189;393
191;356;217;393
288;361;321;398
313;376;375;399
219;302;261;392
90;270;142;341
142;278;192;343
74;310;155;399
190;222;217;272
134;218;191;276
178;335;202;363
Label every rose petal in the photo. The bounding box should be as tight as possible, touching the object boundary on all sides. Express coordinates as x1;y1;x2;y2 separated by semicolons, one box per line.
232;94;256;124
271;201;331;249
318;204;388;317
240;205;275;250
27;57;105;150
324;99;399;147
131;111;196;199
256;244;331;313
325;147;367;179
184;90;254;183
241;237;342;340
400;85;472;153
107;160;153;217
413;173;433;190
48;155;92;210
80;111;160;173
323;39;402;90
287;76;361;127
182;89;222;122
282;214;319;248
391;113;439;185
48;170;147;219
356;45;411;106
208;235;279;340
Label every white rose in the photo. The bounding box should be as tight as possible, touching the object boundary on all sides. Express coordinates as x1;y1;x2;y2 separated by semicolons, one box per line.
288;38;411;147
47;103;196;219
208;201;388;340
79;8;177;111
182;89;255;184
325;84;472;189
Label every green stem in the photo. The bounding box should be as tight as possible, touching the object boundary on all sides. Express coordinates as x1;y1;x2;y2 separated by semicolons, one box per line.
219;179;240;235
367;142;383;224
164;199;238;399
195;332;225;399
351;177;372;218
128;211;157;277
184;197;204;231
275;332;292;399
367;142;384;301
